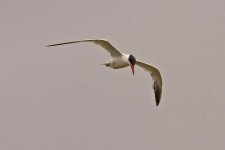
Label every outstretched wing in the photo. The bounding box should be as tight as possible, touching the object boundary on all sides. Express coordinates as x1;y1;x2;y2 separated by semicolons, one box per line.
47;39;122;57
136;61;162;106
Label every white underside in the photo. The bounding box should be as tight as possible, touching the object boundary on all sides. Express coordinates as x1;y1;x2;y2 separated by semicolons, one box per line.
106;54;130;69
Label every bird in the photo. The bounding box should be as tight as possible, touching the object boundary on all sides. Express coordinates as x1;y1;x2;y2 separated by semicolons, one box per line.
47;39;162;106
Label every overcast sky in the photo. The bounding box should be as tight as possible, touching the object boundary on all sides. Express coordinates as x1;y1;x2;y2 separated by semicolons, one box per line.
1;0;225;149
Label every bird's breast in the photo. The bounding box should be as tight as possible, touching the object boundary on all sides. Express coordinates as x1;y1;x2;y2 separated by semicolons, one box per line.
110;57;130;69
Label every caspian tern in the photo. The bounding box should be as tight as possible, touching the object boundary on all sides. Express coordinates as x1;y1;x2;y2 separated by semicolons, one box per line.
47;39;162;106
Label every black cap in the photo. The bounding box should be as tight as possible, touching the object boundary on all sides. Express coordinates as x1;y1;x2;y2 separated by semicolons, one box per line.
128;55;136;65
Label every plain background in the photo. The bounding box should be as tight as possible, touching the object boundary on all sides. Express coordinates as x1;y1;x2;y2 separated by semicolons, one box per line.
1;0;225;149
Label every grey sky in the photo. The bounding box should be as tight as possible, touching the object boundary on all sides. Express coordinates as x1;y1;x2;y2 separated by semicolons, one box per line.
0;0;225;149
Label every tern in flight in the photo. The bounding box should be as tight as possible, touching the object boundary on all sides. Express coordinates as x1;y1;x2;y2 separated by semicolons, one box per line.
47;39;162;106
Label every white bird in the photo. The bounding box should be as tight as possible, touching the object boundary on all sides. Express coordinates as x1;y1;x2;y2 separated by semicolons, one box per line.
47;39;162;106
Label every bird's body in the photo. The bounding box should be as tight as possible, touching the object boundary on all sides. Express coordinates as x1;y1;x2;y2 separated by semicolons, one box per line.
47;39;162;106
104;53;130;69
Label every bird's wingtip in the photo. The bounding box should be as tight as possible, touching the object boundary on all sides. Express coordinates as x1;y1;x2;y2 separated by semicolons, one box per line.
46;44;57;47
154;88;161;106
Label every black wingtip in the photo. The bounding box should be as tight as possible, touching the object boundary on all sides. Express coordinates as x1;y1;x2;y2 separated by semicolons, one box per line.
46;44;57;47
46;44;56;47
156;99;160;106
154;88;161;106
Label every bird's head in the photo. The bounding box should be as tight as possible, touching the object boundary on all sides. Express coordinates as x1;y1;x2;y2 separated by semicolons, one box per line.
128;55;136;75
